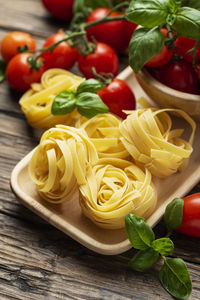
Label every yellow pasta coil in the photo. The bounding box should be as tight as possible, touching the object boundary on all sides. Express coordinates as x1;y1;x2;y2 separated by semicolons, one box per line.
120;108;196;177
79;158;157;229
29;125;98;203
19;69;84;129
76;114;130;159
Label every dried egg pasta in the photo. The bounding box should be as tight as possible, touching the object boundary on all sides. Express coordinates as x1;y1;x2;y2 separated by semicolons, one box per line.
29;125;98;203
79;158;157;229
120;108;196;177
19;69;84;128
76;114;129;159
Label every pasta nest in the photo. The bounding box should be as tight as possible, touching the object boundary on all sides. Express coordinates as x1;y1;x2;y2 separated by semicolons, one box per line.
29;125;98;203
79;158;157;229
19;69;84;128
120;108;196;178
76;113;130;159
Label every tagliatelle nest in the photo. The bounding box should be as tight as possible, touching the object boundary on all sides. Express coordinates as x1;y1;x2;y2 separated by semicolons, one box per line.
76;113;130;159
29;125;98;203
79;158;157;229
19;69;84;128
119;108;196;178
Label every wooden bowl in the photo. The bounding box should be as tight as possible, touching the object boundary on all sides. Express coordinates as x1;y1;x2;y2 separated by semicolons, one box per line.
135;68;200;121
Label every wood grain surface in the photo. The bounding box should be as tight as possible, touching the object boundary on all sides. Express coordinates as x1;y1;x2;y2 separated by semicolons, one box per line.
0;0;200;299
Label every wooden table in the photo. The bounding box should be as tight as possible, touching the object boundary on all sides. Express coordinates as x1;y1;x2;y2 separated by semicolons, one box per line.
0;1;200;299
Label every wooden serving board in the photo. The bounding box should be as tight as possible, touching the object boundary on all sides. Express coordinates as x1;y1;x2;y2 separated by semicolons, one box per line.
10;67;200;255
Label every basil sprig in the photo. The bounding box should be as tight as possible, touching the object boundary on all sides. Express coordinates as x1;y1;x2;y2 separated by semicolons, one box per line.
51;79;108;119
0;60;6;83
126;0;200;72
125;197;192;299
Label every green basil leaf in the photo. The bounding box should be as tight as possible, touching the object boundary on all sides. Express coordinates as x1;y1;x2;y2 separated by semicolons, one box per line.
164;198;184;233
168;0;182;13
172;7;200;39
129;27;164;72
182;0;200;10
0;60;6;83
51;91;77;115
166;13;177;26
159;258;192;299
125;214;155;250
77;79;105;94
129;248;159;271
76;92;109;118
125;0;169;28
152;238;174;256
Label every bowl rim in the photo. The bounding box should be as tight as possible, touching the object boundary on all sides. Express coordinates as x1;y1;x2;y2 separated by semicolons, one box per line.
137;68;200;102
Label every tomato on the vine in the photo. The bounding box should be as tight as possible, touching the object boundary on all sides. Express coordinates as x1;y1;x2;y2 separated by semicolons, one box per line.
157;60;199;94
0;31;36;63
97;78;136;119
42;31;78;70
41;0;74;21
6;53;44;92
86;8;137;53
175;36;200;64
145;29;174;68
177;193;200;238
78;42;119;79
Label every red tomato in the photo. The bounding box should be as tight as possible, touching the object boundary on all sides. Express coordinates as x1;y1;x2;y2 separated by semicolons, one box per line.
177;193;200;238
175;36;200;64
41;0;74;21
42;31;78;70
158;60;199;94
145;29;174;67
86;8;137;53
6;53;44;92
97;78;136;119
78;42;119;79
0;31;36;63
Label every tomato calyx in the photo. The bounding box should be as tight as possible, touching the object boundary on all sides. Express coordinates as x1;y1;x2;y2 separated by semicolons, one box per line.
91;67;114;86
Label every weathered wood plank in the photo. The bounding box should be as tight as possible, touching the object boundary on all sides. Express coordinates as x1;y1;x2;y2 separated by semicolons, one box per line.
0;213;199;300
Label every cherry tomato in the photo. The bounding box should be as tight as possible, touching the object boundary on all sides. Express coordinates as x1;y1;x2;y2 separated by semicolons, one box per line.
41;0;74;21
0;31;36;63
158;60;199;94
97;78;136;119
86;8;137;53
6;53;45;92
42;31;78;70
78;42;119;79
177;193;200;238
175;36;200;64
145;29;174;68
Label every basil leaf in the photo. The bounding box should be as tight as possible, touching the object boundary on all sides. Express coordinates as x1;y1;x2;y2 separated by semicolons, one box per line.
168;0;182;13
172;7;200;39
77;79;105;94
182;0;200;10
129;248;159;271
51;91;77;115
164;198;184;233
129;27;164;72
152;238;174;256
125;214;155;250
0;60;6;83
159;258;192;299
76;92;109;118
125;0;169;28
73;0;110;13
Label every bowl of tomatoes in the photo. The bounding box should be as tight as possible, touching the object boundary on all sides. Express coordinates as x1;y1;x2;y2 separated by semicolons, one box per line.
135;35;200;121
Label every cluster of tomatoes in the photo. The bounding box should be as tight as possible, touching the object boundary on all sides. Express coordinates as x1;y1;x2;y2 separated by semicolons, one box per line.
0;3;138;118
146;29;200;94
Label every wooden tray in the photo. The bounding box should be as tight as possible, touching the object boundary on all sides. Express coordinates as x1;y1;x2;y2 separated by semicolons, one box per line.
10;67;200;255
